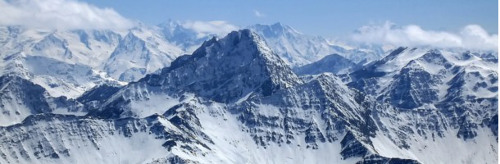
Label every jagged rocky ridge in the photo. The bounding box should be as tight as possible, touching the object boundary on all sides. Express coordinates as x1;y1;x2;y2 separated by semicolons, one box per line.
348;47;498;163
0;30;496;164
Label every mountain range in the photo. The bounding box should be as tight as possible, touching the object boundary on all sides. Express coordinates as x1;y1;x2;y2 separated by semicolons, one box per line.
0;22;383;99
0;23;497;163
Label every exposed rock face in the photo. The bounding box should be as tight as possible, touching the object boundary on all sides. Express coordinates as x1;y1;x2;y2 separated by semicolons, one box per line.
0;75;83;126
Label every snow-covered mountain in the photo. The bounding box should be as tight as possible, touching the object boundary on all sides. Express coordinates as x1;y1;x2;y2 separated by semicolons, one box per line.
103;26;184;82
0;75;84;126
0;25;185;97
348;47;498;163
294;53;358;75
248;23;385;67
0;22;384;99
0;26;125;98
349;47;498;104
0;29;496;164
90;29;302;118
157;20;216;53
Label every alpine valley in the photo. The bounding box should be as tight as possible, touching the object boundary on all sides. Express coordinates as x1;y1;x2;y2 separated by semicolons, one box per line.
0;22;497;164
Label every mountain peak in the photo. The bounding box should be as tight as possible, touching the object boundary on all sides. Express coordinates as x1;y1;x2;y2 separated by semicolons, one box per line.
294;53;356;75
152;29;302;102
157;19;180;28
270;22;299;33
248;23;300;38
91;29;302;118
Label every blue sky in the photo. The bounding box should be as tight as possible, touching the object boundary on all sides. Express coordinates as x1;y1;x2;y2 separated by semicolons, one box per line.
80;0;498;37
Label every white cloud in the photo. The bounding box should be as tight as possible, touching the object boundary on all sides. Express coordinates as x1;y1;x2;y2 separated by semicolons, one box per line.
254;10;265;18
352;21;498;51
0;0;134;30
181;20;239;38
